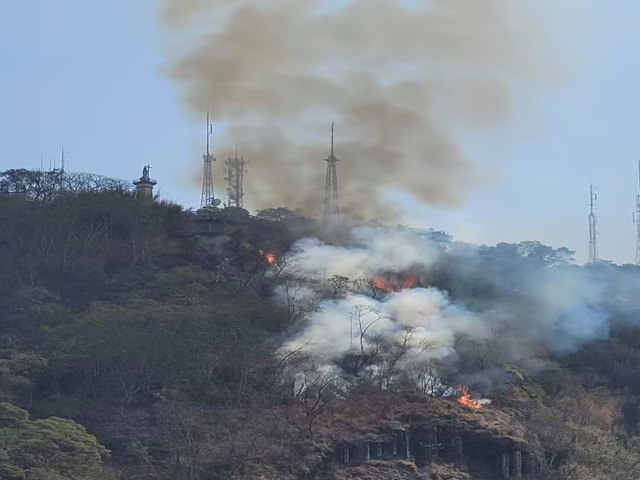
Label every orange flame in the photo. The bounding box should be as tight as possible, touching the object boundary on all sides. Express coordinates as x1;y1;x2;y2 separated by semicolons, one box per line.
456;385;482;410
402;273;419;290
372;276;397;292
263;251;277;266
372;273;420;293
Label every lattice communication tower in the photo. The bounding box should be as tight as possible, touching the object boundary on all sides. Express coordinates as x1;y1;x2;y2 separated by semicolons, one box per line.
225;151;247;208
323;122;340;223
200;112;217;208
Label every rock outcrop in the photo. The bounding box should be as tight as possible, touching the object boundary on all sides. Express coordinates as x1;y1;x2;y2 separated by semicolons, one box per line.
309;392;542;480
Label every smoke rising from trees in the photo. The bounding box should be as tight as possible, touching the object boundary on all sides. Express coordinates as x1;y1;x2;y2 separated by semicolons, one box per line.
277;226;632;392
160;0;565;217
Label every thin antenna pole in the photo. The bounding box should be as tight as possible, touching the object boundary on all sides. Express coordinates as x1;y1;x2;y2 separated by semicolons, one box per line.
635;161;640;265
588;184;598;264
206;111;211;157
58;147;65;189
330;121;334;157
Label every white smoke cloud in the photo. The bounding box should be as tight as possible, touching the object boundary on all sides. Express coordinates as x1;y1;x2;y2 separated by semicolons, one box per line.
522;267;608;353
284;288;486;363
278;226;612;390
290;226;440;279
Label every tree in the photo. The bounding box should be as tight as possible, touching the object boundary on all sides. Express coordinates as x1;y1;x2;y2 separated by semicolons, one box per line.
255;207;308;224
0;353;48;407
516;241;575;266
0;169;132;201
0;402;116;480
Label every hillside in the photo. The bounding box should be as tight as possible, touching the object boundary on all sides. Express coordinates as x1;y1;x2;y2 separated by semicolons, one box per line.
1;184;640;479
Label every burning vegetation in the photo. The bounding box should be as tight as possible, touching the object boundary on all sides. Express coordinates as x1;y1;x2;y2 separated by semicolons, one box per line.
455;385;484;411
371;273;421;293
276;225;624;405
2;188;640;479
263;251;278;266
3;0;640;477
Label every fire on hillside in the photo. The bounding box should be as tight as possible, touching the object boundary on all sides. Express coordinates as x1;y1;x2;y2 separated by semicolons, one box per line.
263;251;278;266
371;273;421;293
454;385;492;411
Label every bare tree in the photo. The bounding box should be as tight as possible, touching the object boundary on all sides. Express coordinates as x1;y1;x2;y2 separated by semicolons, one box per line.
290;361;345;436
0;169;131;201
283;281;320;325
329;275;350;298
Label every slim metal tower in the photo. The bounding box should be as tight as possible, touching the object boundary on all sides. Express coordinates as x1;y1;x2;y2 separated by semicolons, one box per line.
588;184;598;264
634;161;640;265
225;150;247;208
200;111;217;208
323;122;340;223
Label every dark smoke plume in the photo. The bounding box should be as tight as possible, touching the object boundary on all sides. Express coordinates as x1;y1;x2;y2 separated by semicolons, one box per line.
160;0;562;216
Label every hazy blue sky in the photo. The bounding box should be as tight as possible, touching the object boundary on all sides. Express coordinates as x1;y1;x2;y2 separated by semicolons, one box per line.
3;1;640;264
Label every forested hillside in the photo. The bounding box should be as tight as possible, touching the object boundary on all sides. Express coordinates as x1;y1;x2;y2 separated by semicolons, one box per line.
1;178;640;479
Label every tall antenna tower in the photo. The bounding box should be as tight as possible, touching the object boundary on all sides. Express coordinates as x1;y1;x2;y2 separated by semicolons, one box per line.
225;150;247;208
200;111;217;208
634;161;640;265
588;184;599;264
323;122;340;223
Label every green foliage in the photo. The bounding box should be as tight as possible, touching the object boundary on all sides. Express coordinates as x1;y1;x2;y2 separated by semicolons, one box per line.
0;402;115;480
0;353;48;406
0;192;184;306
0;189;298;477
1;186;640;479
36;267;286;405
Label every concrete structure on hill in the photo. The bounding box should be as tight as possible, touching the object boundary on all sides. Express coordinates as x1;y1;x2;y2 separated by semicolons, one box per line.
134;165;156;200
